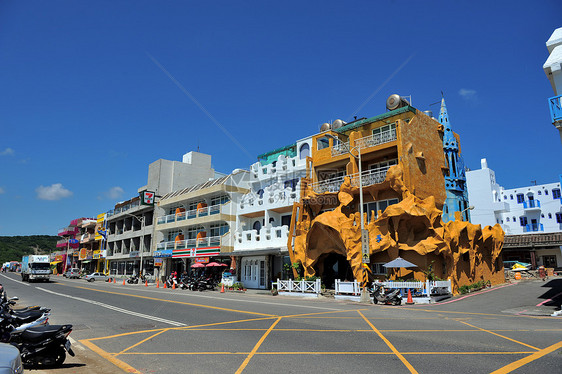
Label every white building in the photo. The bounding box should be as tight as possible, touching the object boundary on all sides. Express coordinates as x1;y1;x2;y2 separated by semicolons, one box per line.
466;158;562;268
543;27;562;142
232;137;312;289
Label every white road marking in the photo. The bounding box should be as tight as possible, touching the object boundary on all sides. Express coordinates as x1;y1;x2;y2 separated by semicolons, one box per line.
0;273;30;286
36;287;186;327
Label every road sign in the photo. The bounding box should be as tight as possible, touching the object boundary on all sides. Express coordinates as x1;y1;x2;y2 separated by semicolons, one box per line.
361;229;370;263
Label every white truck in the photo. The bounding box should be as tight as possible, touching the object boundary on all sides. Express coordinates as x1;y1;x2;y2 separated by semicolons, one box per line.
21;255;51;282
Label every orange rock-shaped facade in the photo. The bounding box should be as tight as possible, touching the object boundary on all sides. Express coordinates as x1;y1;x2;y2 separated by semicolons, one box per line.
290;164;505;294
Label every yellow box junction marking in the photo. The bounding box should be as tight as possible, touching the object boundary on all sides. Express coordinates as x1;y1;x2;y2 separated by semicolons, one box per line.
458;321;540;351
489;341;562;374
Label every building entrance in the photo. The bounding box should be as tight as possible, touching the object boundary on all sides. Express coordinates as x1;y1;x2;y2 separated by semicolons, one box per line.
315;253;353;289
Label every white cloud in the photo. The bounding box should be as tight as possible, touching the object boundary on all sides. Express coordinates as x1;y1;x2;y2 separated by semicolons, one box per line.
36;183;73;201
98;186;125;200
0;187;4;194
458;88;477;100
0;148;14;156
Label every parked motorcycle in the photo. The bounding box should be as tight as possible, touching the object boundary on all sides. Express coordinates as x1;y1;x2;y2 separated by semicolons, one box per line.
372;284;402;305
8;323;75;368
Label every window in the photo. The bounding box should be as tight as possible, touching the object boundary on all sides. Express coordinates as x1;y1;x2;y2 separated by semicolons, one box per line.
211;195;229;206
506;217;510;222
363;198;400;221
187;226;204;239
299;143;310;159
512;216;516;222
545;190;549;195
317;137;330;150
519;216;528;226
556;213;562;224
548;213;552;219
541;214;545;218
538;190;542;195
510;195;513;200
210;223;229;237
369;158;398;170
372;123;396;136
516;194;524;203
553;189;561;199
503;195;507;200
371;263;386;275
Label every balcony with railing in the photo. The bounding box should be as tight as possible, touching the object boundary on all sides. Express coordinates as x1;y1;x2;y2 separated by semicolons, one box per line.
311;165;391;194
156;235;223;251
522;200;541;210
355;128;397;150
239;188;299;214
157;204;224;225
524;223;544;232
56;238;80;249
549;95;562;124
80;233;95;243
58;226;79;236
234;226;289;251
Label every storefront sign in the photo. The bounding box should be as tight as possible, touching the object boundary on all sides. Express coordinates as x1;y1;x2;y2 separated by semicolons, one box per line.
93;250;101;259
79;248;87;260
154;258;163;267
86;249;93;260
171;247;220;258
55;254;63;262
153;250;172;258
195;257;210;263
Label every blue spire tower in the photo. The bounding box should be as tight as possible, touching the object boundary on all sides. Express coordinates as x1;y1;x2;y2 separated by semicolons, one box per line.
439;95;470;222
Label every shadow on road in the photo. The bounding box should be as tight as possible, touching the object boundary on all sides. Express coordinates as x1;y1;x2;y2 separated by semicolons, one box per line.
539;278;562;309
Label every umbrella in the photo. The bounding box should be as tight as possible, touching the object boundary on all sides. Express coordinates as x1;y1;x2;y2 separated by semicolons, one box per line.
206;262;224;267
383;257;417;268
191;263;205;268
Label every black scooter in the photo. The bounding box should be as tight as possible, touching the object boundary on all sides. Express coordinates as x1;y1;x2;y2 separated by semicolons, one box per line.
372;284;402;305
8;324;75;368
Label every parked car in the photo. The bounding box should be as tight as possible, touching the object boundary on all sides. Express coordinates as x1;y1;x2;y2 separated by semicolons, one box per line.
84;272;108;282
0;342;23;374
63;268;81;279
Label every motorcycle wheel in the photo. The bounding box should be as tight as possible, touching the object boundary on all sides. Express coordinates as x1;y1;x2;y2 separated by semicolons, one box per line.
393;299;402;306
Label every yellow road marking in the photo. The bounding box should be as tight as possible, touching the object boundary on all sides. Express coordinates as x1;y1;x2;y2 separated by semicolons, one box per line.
459;321;539;351
80;339;142;374
281;308;369;318
489;341;562;374
87;328;169;341
65;284;275;317
358;311;418;374
116;351;536;356
235;317;282;374
115;328;170;357
411;308;552;319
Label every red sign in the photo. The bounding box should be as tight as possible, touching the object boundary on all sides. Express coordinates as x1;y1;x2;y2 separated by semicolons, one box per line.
195;257;210;263
141;191;155;205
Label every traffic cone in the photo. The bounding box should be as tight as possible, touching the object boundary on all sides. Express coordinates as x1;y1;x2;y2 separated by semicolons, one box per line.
406;288;414;305
220;284;225;293
163;282;167;289
156;280;159;288
122;279;126;286
113;278;116;283
145;280;148;287
172;282;176;290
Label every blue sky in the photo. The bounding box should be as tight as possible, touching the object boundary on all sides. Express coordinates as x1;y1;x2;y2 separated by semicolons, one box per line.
0;1;560;235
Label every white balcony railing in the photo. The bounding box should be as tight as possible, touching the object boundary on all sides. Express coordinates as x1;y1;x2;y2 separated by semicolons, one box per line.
354;128;397;149
331;141;350;157
157;204;223;225
235;226;289;250
311;165;391;194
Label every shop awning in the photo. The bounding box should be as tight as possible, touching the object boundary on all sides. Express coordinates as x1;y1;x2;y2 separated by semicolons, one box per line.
50;261;62;265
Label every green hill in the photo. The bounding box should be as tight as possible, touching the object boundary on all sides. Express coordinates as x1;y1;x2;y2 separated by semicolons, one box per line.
0;236;59;263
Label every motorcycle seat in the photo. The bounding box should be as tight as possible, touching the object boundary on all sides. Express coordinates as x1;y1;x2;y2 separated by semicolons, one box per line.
20;325;71;343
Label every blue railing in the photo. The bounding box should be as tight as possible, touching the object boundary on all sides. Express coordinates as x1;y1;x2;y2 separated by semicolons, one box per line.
523;200;541;209
549;95;562;123
525;223;544;232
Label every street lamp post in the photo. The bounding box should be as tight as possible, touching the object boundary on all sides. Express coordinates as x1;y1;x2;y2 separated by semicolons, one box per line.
325;133;371;303
460;205;475;221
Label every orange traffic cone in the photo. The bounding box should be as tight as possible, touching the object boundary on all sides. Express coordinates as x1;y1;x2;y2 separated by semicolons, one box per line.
220;284;225;293
172;282;176;290
406;288;414;305
156;280;159;288
113;278;116;283
163;282;167;289
122;279;126;285
145;280;148;287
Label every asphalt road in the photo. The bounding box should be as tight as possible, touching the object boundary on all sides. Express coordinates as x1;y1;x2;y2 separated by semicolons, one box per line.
0;272;560;374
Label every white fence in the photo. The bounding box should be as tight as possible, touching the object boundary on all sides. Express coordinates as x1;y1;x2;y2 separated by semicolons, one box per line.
335;280;361;295
373;280;451;296
275;279;322;295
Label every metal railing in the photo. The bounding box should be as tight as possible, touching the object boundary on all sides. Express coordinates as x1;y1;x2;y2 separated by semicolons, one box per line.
355;128;397;149
156;236;222;251
311;165;391;194
157;204;223;225
331;141;350;157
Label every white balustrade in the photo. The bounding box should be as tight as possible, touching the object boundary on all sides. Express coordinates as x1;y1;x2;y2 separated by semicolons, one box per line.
274;279;321;295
